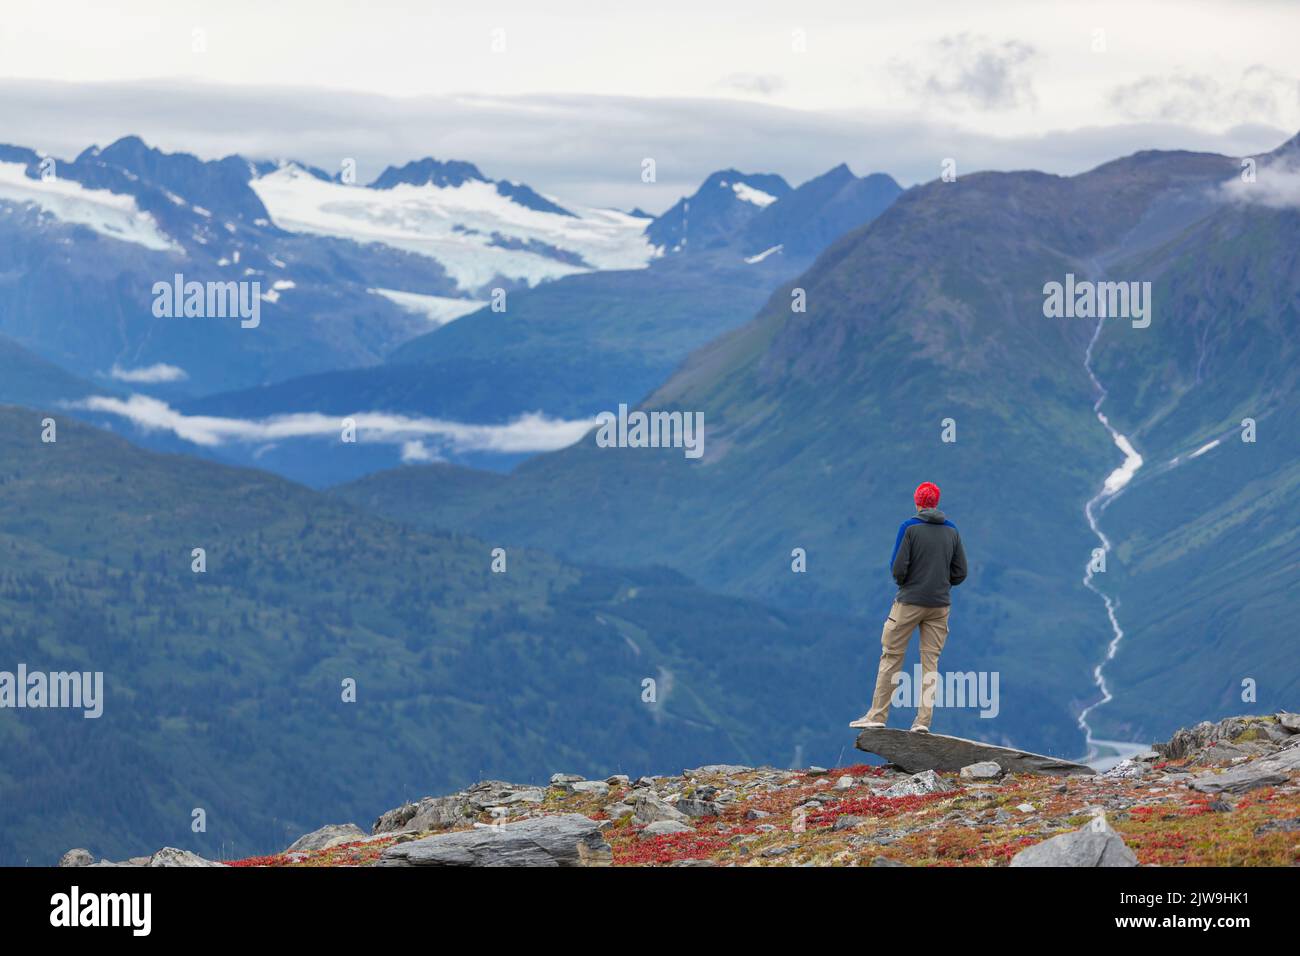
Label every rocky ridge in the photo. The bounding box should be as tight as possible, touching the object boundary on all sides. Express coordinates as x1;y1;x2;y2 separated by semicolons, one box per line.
58;712;1300;867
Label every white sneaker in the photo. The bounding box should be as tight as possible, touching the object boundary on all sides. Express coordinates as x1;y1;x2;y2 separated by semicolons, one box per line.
849;717;886;729
910;724;930;734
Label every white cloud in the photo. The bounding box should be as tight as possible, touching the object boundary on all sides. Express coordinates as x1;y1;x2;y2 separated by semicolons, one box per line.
717;73;785;97
894;34;1039;111
72;393;598;454
400;440;442;463
1;79;1291;213
1219;159;1300;208
108;362;188;383
1109;66;1300;127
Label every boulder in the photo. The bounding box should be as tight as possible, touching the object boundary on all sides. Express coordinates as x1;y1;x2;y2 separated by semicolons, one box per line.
632;792;689;825
1156;715;1291;762
377;814;609;867
501;788;545;805
1102;759;1146;780
855;727;1093;776
147;847;224;867
959;761;1003;781
1010;818;1137;867
882;769;959;798
284;823;368;854
640;820;693;838
675;798;722;818
372;781;523;833
58;848;95;867
1277;712;1300;734
1187;744;1300;794
568;780;610;798
687;765;752;776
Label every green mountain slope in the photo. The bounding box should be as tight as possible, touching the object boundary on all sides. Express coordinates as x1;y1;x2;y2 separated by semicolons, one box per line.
331;142;1299;753
1078;192;1300;739
0;405;955;865
0;335;106;407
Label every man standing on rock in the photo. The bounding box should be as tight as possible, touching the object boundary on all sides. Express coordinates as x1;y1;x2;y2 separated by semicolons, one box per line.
851;481;967;734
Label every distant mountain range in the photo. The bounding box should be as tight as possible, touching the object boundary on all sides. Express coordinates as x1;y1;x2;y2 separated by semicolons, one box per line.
0;136;900;483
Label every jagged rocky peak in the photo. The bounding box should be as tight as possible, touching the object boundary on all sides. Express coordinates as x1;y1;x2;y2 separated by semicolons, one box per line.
369;157;488;190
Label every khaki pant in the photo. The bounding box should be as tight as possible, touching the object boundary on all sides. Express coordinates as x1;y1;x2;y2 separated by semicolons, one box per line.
866;600;950;729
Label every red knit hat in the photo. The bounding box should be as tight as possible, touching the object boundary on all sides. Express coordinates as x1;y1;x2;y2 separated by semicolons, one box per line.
914;482;941;509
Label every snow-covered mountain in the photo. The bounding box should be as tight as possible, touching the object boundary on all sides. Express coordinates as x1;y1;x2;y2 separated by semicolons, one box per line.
644;169;793;253
250;160;656;293
0;137;662;395
0;135;901;484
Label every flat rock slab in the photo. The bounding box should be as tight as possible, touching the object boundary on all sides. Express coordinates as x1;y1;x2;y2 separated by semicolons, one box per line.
1188;742;1300;795
377;814;610;867
855;728;1093;777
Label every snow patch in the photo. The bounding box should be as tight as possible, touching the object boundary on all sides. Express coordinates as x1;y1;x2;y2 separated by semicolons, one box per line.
744;244;783;264
0;162;177;252
250;164;655;292
731;181;778;207
369;288;485;326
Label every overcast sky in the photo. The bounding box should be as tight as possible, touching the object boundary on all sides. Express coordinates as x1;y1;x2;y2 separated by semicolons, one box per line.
1;0;1296;210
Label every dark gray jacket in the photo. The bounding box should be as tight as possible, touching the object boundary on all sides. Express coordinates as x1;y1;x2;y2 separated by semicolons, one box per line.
889;508;967;607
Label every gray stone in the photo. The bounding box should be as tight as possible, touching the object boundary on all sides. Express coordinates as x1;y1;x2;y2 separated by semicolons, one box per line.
1010;818;1137;867
1253;818;1300;836
871;856;907;867
1277;712;1300;734
501;788;545;805
633;791;689;824
58;848;95;867
640;820;693;837
377;814;610;867
835;775;855;790
959;761;1003;781
373;781;523;833
856;727;1093;776
1102;759;1146;780
745;809;771;820
605;774;631;786
833;816;867;832
148;847;224;867
688;764;752;776
568;780;610;797
676;798;722;818
882;769;959;798
284;823;368;854
1157;715;1292;763
550;772;585;786
1188;742;1300;794
607;804;634;819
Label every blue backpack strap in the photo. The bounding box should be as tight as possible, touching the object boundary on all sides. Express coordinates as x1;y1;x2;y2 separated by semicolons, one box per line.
888;518;922;571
